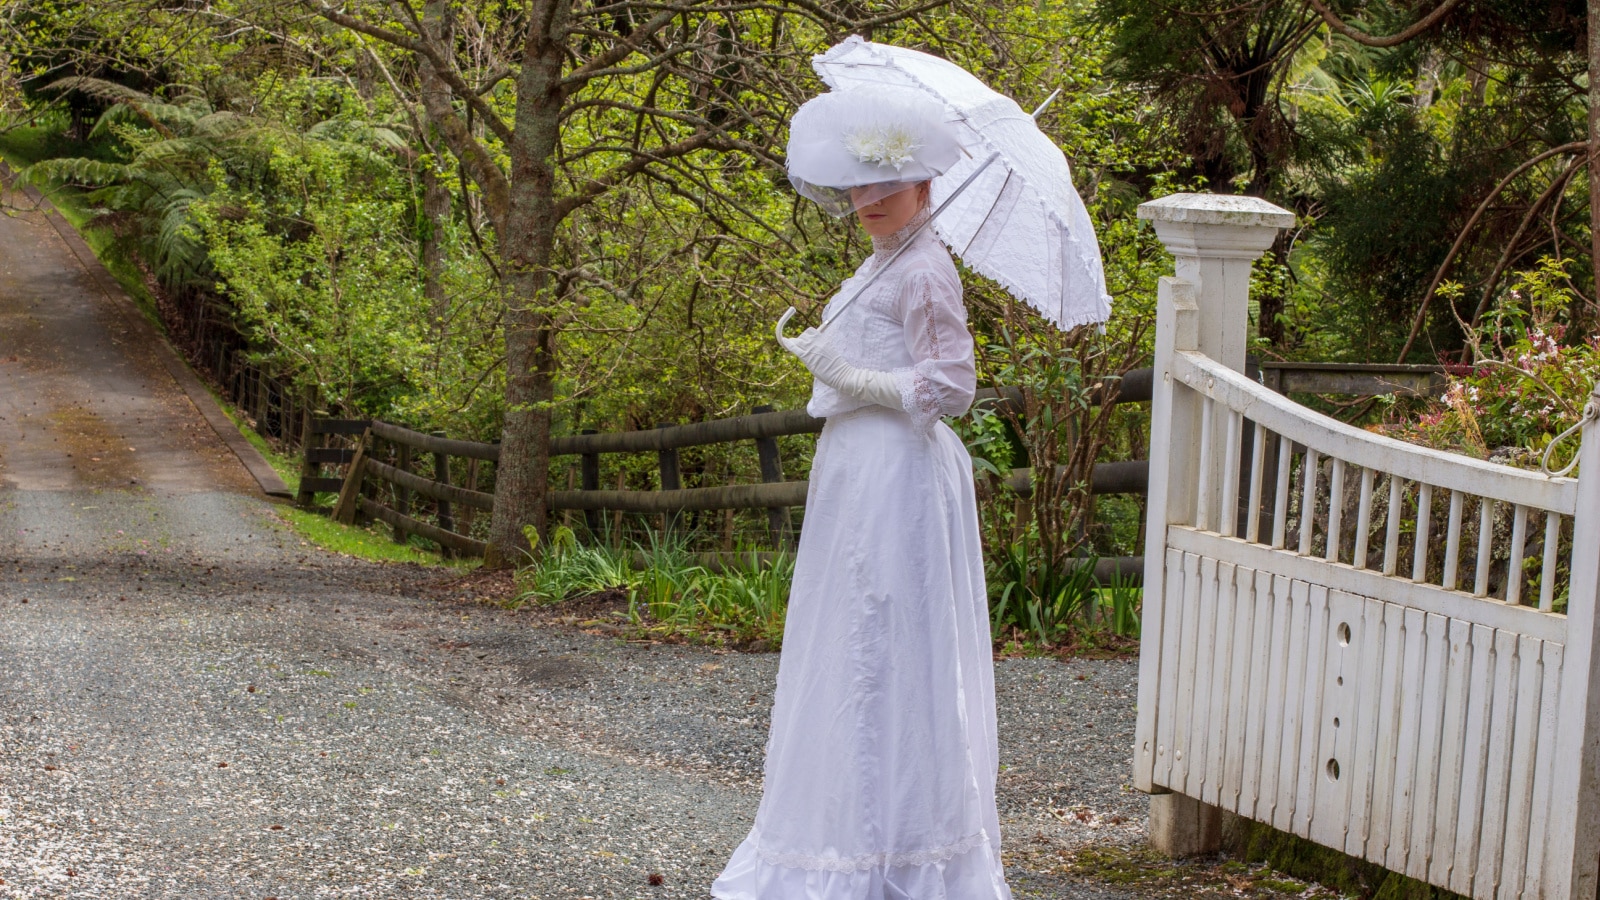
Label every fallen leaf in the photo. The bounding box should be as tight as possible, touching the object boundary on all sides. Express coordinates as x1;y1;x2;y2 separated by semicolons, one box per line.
217;762;229;769
268;825;284;831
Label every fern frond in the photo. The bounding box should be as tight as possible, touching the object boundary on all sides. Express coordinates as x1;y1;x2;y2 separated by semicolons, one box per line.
41;76;152;105
18;157;133;188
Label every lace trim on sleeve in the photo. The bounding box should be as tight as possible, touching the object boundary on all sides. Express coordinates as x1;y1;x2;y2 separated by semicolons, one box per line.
756;830;991;873
916;274;943;360
891;360;944;433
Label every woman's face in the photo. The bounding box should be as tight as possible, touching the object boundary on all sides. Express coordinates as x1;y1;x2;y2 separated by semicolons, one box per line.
851;182;929;238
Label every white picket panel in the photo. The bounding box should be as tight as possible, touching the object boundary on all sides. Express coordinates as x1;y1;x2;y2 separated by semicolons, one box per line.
1136;355;1590;897
1133;205;1597;898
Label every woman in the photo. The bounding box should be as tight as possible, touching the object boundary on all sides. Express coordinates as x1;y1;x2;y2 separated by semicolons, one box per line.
712;87;1012;900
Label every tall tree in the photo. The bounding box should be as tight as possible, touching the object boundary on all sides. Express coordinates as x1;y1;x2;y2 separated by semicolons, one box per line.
303;0;938;565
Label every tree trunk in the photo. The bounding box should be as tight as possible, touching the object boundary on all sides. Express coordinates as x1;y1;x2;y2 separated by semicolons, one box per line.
419;0;454;327
420;166;451;325
482;0;570;567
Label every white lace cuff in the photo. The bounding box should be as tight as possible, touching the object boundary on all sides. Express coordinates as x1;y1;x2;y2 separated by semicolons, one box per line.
892;360;945;432
756;830;991;873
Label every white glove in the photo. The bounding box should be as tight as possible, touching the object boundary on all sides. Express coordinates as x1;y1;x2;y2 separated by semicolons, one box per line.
779;327;903;410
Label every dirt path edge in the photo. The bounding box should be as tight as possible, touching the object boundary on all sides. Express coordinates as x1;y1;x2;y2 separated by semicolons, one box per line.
3;165;292;499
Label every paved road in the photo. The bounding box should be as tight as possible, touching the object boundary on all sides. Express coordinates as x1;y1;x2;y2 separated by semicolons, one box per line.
0;183;1158;898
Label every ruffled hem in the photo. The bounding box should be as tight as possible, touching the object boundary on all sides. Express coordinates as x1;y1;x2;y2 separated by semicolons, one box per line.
712;828;1012;900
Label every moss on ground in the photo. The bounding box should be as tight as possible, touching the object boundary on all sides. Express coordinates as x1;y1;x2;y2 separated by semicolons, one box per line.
1033;842;1346;897
1224;815;1465;900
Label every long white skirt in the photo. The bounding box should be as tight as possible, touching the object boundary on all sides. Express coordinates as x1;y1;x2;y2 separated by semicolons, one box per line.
713;406;1012;899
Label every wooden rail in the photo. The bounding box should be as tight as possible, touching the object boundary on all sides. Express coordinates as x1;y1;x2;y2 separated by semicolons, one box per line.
300;359;1449;563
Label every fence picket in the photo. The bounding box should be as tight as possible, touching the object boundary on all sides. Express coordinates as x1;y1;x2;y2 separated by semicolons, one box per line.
1354;468;1375;570
1443;491;1464;591
1404;612;1449;883
1507;505;1528;606
1412;483;1432;583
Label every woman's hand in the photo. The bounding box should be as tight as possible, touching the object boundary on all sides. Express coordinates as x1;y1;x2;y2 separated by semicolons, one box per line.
779;327;902;409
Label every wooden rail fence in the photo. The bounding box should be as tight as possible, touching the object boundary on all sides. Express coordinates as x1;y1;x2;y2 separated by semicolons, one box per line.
296;360;1451;565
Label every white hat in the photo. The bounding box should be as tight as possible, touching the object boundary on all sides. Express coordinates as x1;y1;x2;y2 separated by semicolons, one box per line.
786;87;962;216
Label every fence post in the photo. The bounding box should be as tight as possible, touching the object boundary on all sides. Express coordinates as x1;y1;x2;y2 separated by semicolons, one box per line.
752;404;793;548
462;458;481;534
333;427;372;525
393;440;412;544
580;430;602;539
1544;385;1600;897
296;409;319;509
432;430;455;559
657;423;681;539
1134;193;1294;858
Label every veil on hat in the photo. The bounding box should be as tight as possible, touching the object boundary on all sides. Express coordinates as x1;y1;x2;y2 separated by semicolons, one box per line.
786;87;962;216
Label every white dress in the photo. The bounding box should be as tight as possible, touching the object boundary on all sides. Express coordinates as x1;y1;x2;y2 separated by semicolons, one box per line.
713;213;1012;900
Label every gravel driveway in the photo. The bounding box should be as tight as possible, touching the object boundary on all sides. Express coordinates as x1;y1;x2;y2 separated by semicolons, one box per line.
0;489;1149;899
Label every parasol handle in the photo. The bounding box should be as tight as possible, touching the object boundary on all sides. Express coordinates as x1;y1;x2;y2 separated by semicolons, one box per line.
774;150;1003;343
775;306;798;346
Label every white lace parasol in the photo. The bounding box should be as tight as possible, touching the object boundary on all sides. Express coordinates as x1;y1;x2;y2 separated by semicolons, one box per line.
813;35;1111;331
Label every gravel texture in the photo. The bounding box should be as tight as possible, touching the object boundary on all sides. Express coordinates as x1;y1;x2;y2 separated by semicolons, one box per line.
0;489;1151;899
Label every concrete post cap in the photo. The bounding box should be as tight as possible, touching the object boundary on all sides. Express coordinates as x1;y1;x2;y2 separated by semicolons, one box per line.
1137;193;1296;230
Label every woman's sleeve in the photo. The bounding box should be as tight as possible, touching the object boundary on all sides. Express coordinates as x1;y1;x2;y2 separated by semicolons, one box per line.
891;269;976;432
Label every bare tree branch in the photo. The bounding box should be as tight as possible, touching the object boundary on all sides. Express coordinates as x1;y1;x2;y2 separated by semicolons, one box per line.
1304;0;1468;48
1395;140;1588;362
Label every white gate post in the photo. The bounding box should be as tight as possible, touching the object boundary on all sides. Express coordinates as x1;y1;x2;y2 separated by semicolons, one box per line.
1134;194;1294;857
1546;386;1600;899
1138;193;1295;372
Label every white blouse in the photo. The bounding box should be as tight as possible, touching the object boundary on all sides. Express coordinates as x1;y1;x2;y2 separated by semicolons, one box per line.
805;212;976;431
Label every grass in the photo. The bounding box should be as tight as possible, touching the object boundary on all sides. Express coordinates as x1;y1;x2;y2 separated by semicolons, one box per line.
516;527;1140;655
274;505;449;565
241;417;470;567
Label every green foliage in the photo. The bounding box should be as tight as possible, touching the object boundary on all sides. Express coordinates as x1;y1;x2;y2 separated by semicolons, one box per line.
1379;257;1600;467
191;141;432;413
513;531;791;647
988;539;1101;644
630;539;792;647
275;507;459;566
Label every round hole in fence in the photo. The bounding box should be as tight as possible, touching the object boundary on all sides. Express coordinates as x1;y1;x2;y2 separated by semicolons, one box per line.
1333;716;1340;728
1337;622;1352;646
1326;758;1340;782
1336;676;1344;686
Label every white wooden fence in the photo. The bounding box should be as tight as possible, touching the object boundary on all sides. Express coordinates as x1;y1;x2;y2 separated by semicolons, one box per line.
1132;194;1600;900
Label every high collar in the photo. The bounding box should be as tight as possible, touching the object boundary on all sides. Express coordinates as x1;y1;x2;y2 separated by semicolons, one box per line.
869;207;932;259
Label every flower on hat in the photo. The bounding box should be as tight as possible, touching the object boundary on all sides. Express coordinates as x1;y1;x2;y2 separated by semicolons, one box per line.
842;125;923;171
